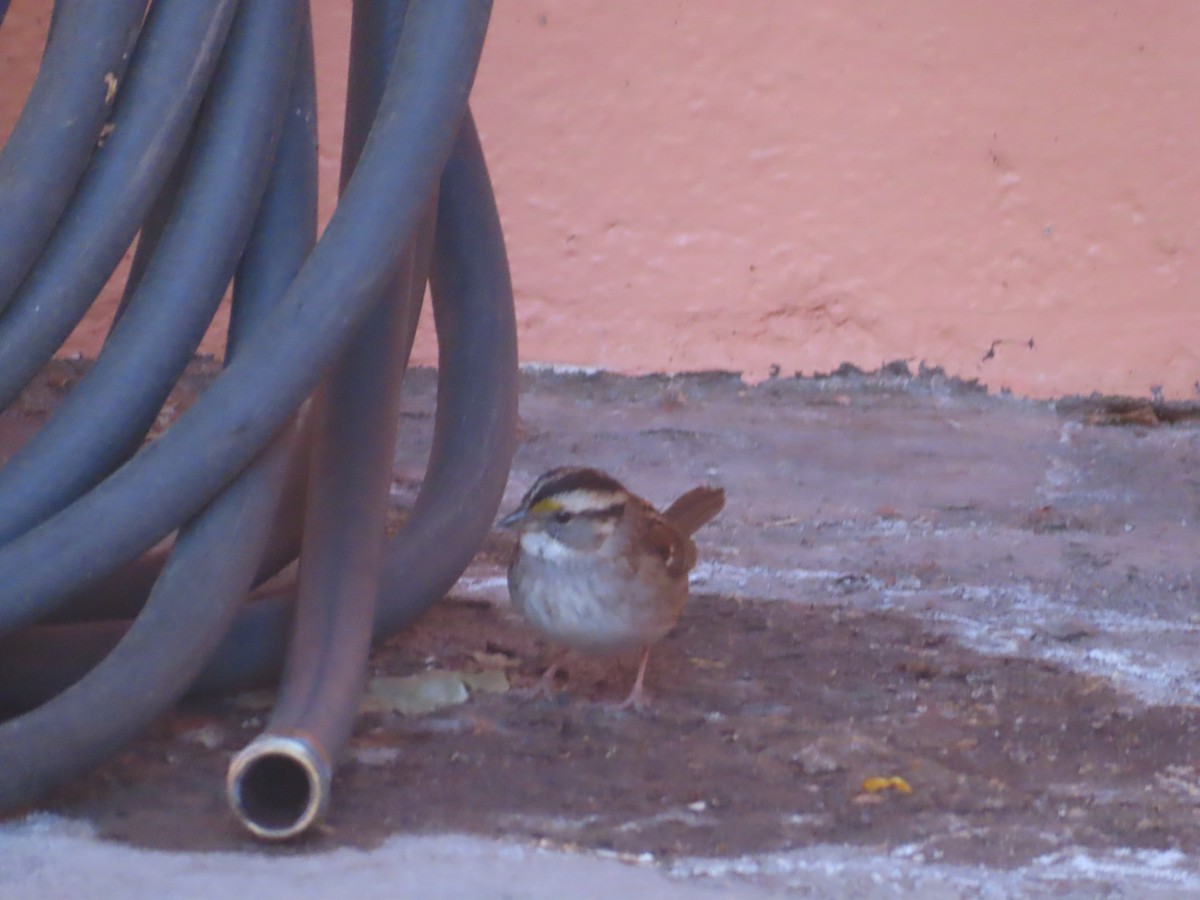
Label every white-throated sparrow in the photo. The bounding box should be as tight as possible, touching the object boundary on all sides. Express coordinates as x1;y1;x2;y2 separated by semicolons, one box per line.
499;467;725;708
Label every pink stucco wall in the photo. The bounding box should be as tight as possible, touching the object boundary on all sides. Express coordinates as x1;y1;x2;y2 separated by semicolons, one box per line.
3;2;1198;399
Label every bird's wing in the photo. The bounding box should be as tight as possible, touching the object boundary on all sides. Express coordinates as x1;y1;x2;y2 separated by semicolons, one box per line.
645;515;697;577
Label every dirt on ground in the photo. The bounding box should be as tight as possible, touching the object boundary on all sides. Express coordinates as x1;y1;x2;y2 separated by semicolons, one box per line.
39;586;1200;868
5;360;1196;873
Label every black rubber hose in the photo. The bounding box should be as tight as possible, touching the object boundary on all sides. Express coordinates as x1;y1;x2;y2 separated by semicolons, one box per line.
0;9;316;813
0;107;518;718
374;110;519;636
227;226;424;838
0;0;300;550
0;426;301;812
6;3;315;628
9;78;316;623
108;122;195;332
0;0;238;410
227;0;429;839
341;0;435;352
0;0;148;314
0;1;492;635
0;427;298;813
43;431;310;626
199;107;519;692
228;0;318;384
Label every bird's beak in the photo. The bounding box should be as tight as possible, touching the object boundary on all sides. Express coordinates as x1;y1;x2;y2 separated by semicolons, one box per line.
497;507;526;528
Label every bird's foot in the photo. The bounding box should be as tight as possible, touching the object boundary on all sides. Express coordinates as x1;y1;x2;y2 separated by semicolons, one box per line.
612;646;653;712
518;662;562;700
614;681;652;711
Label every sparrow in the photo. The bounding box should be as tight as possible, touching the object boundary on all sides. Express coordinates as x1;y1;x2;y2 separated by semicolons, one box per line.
499;466;725;708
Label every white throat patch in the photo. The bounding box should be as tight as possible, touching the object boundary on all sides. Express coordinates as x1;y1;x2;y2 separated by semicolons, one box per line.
519;529;578;561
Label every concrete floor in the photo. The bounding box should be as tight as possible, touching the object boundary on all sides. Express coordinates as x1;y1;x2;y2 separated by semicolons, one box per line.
2;364;1199;898
5;814;1198;899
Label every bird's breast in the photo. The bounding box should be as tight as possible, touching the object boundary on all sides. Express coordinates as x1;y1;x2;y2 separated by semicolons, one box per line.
508;540;686;654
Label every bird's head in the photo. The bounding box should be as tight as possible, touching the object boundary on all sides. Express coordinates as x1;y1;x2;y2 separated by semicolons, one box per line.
499;467;630;553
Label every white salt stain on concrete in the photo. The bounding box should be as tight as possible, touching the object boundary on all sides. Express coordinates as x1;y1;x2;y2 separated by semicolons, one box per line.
684;560;1200;707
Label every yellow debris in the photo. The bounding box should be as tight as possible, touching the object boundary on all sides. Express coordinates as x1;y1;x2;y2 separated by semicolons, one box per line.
861;775;913;795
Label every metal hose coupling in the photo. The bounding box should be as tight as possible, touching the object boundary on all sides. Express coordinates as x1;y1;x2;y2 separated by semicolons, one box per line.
226;732;331;840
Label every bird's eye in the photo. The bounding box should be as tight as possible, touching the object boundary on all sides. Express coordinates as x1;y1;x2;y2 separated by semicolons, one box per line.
552;509;573;524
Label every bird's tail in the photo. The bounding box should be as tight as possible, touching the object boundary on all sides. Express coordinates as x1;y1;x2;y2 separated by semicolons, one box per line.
664;485;725;536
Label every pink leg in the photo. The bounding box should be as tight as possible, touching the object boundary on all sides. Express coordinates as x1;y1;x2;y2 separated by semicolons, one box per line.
522;656;564;699
617;647;652;710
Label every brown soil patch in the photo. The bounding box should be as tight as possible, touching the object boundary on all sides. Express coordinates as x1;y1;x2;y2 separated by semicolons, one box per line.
40;588;1200;868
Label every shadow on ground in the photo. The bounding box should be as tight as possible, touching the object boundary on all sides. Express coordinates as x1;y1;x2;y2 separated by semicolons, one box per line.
39;591;1200;868
4;361;1199;877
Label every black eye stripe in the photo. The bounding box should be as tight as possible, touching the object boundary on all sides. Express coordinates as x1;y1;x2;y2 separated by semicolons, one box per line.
547;503;623;526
